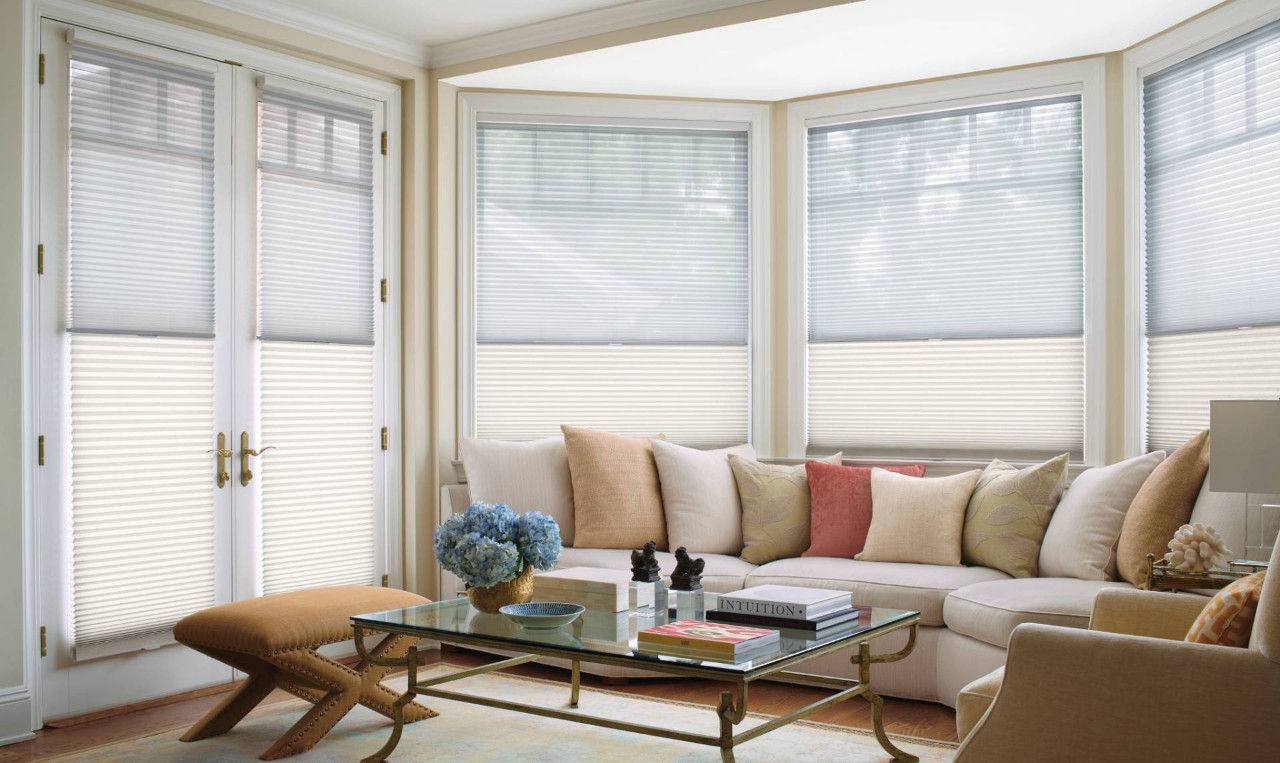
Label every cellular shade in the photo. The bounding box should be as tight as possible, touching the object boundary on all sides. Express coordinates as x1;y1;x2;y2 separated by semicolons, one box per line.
1143;19;1280;451
258;85;375;345
806;96;1085;458
68;43;215;338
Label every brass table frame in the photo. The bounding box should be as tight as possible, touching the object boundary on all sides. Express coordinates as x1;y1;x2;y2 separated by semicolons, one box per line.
352;614;921;763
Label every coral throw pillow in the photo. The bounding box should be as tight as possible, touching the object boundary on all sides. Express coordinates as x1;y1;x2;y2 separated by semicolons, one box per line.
803;462;926;558
1186;572;1267;647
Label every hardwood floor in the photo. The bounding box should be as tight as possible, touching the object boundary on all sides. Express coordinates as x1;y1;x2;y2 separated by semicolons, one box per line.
1;648;957;761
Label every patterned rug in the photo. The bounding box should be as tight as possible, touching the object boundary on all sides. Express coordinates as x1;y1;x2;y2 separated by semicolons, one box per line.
49;665;957;762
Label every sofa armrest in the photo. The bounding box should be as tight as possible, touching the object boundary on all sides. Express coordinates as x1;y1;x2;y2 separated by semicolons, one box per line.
955;624;1279;763
1088;588;1207;640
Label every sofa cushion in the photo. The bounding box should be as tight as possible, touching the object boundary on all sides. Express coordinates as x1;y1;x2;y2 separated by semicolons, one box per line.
1117;429;1210;587
804;461;925;559
944;578;1133;648
731;452;842;565
553;548;757;594
562;426;667;550
857;468;982;566
962;455;1069;579
460;436;576;546
746;557;1009;626
653;440;755;555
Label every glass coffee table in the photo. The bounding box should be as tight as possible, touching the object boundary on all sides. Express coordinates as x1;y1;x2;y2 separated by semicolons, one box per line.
351;593;921;763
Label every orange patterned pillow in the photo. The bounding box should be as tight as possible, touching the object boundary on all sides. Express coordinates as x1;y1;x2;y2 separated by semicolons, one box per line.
1185;572;1266;647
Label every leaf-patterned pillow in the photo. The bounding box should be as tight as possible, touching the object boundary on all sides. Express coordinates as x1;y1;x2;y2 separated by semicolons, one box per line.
730;453;841;565
962;454;1069;577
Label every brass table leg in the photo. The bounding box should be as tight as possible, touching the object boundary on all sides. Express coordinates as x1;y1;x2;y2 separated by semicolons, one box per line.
715;683;747;763
354;628;424;763
854;633;920;763
570;660;581;708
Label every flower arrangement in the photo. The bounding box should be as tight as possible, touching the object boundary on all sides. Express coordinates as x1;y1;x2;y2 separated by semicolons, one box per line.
434;502;562;589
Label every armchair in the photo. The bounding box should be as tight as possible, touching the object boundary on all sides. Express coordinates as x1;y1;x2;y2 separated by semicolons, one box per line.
954;540;1280;762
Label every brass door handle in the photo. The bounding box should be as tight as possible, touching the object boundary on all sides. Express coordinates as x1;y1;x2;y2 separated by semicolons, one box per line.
239;431;276;487
206;432;231;488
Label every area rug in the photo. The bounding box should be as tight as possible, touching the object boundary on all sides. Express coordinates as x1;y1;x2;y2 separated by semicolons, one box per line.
49;666;957;762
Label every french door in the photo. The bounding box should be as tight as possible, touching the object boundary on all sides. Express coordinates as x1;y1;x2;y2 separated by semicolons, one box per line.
36;22;394;719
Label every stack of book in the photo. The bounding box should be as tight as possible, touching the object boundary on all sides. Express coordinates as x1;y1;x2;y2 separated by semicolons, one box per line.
637;620;779;662
531;567;654;612
707;585;858;632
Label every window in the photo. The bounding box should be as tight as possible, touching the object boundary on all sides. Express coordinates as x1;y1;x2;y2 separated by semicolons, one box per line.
804;95;1086;460
1141;18;1280;453
468;111;755;447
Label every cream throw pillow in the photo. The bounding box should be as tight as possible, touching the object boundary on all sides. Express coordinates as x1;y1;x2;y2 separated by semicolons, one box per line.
562;426;667;550
653;441;756;554
460;436;577;546
731;453;843;565
962;455;1069;578
857;468;982;566
1037;450;1167;581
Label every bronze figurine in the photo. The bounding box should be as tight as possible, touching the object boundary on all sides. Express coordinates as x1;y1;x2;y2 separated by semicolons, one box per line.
669;546;704;591
630;540;662;583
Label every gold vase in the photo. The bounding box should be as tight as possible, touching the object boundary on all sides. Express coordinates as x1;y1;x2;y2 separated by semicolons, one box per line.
467;564;535;614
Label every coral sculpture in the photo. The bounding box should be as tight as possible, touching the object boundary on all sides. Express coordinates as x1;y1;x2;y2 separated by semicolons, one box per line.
1163;523;1232;573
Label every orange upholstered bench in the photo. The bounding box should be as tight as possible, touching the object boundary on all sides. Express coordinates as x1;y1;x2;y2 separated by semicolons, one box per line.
173;586;436;760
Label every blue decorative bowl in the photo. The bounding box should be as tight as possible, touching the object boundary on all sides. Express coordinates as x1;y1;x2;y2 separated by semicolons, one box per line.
499;602;585;629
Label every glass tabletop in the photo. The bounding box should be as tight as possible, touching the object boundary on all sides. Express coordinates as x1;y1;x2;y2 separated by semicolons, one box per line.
352;591;919;675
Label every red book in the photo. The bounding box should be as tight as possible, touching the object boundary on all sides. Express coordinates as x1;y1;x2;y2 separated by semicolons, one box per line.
638;620;779;657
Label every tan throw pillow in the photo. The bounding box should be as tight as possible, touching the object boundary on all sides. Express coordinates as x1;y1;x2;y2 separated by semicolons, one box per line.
962;454;1069;578
731;453;842;565
1117;430;1210;586
562;426;667;550
653;441;756;554
857;468;982;566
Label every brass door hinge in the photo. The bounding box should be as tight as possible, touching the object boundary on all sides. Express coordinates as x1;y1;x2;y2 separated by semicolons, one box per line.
381;574;389;587
40;626;47;657
380;131;388;156
38;435;45;466
39;53;45;85
381;427;389;451
380;278;387;303
37;244;44;275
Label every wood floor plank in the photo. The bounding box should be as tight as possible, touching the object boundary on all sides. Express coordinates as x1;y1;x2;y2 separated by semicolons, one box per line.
1;647;957;761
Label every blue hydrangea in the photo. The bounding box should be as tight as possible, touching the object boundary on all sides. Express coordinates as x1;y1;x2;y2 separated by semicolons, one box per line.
515;511;562;571
434;502;562;588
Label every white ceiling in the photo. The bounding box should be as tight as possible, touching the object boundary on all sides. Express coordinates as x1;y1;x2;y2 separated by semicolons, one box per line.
444;0;1225;100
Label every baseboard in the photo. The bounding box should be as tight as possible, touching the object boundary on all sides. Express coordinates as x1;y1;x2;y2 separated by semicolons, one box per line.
0;687;35;747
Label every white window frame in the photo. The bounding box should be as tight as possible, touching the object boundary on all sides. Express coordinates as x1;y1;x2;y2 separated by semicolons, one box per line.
456;91;771;450
21;0;404;730
1122;0;1280;458
786;58;1108;466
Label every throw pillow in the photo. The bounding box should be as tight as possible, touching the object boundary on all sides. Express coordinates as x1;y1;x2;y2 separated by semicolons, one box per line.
653;440;756;554
731;453;842;565
803;461;927;559
1037;450;1167;581
1186;572;1266;647
856;468;983;566
962;454;1070;578
1117;430;1211;587
460;436;577;546
562;426;667;550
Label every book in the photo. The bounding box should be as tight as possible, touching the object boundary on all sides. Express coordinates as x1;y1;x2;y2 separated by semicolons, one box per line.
715;585;852;621
636;638;780;664
637;620;779;657
705;606;861;632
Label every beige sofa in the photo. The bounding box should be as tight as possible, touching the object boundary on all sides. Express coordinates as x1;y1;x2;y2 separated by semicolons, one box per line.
953;538;1280;761
439;475;1237;708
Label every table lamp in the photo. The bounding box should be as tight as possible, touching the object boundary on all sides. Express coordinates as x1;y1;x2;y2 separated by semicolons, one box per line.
1209;399;1280;562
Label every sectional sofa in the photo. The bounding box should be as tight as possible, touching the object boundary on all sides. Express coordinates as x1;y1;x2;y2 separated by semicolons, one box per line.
438;461;1237;708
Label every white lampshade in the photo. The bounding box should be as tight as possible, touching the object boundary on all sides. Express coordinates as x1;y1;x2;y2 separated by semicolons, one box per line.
1209;400;1280;494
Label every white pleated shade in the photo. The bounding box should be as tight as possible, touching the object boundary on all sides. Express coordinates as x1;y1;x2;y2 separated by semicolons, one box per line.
475;344;748;447
1142;19;1280;451
69;334;217;654
475;123;749;345
807;97;1083;342
259;342;377;595
68;44;215;338
807;337;1084;459
258;87;375;345
1146;326;1280;453
805;97;1084;456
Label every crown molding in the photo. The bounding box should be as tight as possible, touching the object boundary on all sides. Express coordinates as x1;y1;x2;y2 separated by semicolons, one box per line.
429;0;761;69
197;0;432;67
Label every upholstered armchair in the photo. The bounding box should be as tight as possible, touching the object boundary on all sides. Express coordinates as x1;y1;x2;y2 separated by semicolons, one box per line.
953;539;1280;762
